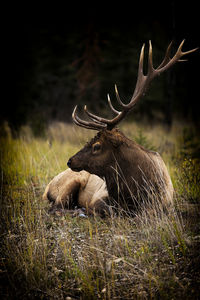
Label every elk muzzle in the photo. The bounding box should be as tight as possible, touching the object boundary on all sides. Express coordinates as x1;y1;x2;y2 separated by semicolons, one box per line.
67;158;72;168
67;154;85;172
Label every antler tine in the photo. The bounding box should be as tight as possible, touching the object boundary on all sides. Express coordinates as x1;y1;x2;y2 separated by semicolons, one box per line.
83;93;121;127
132;43;145;99
84;105;110;125
156;39;198;74
157;41;173;70
114;84;127;108
107;94;120;115
72;106;106;130
83;87;123;124
148;40;154;74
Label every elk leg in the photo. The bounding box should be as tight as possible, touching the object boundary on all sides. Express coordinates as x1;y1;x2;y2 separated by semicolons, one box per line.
53;180;81;209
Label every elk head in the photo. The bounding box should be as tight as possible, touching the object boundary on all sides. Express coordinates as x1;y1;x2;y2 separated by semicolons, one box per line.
68;128;127;176
67;40;197;206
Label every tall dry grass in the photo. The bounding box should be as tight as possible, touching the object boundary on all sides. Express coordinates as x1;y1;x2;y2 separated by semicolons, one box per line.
0;121;199;299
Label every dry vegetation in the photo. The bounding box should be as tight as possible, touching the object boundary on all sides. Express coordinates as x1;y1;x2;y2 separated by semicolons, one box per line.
0;121;200;299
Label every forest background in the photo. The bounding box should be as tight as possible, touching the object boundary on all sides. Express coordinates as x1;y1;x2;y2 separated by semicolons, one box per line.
1;2;200;135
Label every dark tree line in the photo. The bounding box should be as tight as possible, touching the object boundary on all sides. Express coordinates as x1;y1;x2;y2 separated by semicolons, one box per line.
2;3;200;135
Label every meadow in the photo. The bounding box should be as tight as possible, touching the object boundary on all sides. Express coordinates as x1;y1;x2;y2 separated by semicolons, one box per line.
0;121;200;299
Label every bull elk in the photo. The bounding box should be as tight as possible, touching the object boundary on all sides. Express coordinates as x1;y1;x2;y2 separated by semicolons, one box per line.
67;40;197;214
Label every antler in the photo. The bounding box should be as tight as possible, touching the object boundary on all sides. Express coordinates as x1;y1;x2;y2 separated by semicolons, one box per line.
72;40;198;130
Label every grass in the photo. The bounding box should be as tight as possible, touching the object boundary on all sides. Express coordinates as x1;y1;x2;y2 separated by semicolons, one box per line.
0;121;200;299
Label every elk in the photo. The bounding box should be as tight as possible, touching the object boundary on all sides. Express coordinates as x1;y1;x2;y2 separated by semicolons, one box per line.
67;40;197;214
43;168;109;216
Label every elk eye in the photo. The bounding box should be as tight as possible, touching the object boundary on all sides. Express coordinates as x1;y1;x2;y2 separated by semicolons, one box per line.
92;143;101;153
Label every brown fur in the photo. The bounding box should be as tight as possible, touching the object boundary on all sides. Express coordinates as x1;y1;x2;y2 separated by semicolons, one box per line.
68;128;174;212
43;168;109;215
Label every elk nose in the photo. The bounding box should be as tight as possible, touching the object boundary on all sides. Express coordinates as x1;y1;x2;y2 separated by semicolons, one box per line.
67;158;72;168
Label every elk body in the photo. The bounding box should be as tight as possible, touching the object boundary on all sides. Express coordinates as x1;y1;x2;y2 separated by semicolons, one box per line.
67;40;197;214
43;168;109;215
68;128;174;212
